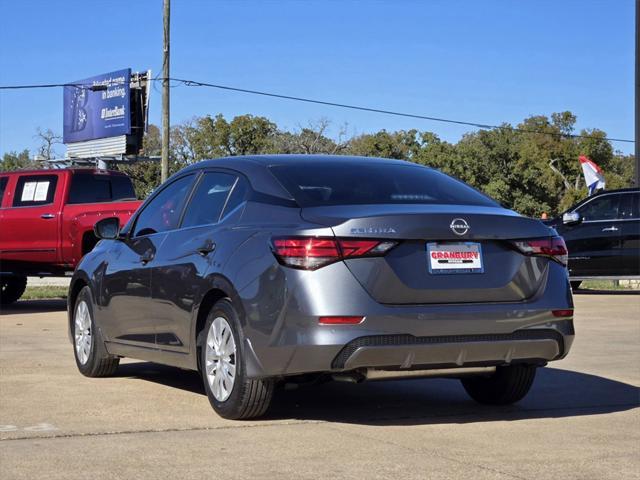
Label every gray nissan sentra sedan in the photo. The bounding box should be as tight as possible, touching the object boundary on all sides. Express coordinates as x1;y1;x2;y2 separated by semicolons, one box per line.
68;155;574;419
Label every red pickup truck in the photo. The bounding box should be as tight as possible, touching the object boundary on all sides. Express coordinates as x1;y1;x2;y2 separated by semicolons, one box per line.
0;168;142;304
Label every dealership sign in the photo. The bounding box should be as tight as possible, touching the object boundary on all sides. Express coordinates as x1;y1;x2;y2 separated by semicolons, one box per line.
63;69;131;144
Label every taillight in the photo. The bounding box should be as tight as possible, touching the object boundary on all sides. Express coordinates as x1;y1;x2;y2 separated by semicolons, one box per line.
271;238;340;269
272;237;398;270
512;236;568;266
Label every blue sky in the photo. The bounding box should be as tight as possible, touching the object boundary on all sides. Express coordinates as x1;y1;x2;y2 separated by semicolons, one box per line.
0;0;635;158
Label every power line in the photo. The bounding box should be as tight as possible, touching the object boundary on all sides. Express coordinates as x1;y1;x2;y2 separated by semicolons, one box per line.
0;79;634;144
168;77;634;144
0;82;110;91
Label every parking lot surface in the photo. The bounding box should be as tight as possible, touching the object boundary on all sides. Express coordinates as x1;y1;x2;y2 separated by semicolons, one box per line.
1;293;638;479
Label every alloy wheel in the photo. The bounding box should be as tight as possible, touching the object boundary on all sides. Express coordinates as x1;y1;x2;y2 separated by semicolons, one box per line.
205;316;237;402
74;300;92;365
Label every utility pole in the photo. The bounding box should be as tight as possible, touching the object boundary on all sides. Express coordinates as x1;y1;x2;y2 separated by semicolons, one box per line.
636;0;639;186
161;0;170;183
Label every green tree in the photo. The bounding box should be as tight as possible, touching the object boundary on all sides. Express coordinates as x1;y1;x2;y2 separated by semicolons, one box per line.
606;153;635;189
0;149;34;171
183;114;278;160
117;160;162;199
141;124;162;156
3;113;634;212
117;124;165;198
347;129;420;159
274;119;347;154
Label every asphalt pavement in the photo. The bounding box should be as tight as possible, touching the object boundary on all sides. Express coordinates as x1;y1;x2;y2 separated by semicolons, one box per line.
0;292;638;479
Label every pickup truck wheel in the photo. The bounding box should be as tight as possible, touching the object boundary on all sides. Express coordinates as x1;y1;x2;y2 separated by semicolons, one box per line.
0;275;27;305
82;231;100;256
200;299;274;419
461;364;536;405
72;286;119;377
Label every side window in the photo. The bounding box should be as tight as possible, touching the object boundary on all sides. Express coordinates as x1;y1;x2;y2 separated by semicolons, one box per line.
0;177;8;205
577;195;619;222
221;177;248;219
13;175;58;207
111;175;137;201
133;175;195;237
618;193;640;220
181;172;237;228
68;174;112;204
68;173;136;204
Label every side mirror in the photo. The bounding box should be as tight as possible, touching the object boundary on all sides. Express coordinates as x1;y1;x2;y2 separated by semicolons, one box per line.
562;212;581;225
94;217;121;240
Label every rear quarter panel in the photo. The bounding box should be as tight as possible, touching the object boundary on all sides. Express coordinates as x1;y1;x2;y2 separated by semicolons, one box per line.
60;200;141;266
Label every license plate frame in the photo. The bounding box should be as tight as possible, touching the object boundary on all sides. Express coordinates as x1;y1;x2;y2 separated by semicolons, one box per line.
426;242;484;275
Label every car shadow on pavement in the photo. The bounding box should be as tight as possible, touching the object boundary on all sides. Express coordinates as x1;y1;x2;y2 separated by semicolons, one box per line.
0;299;67;315
115;362;639;425
574;288;639;295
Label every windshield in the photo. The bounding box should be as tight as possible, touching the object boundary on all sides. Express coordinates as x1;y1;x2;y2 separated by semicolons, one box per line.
269;162;498;208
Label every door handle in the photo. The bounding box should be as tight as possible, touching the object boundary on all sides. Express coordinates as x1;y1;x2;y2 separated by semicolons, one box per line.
139;250;155;264
196;240;216;256
602;226;619;232
40;213;55;219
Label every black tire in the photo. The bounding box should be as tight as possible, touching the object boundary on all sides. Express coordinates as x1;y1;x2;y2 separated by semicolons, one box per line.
72;286;119;377
570;281;582;290
0;275;27;305
200;298;274;420
81;231;100;256
461;364;537;405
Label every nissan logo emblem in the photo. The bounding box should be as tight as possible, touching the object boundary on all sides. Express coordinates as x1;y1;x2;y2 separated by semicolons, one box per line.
450;218;470;236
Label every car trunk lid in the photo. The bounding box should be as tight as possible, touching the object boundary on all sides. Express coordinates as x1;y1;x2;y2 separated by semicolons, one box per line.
301;204;553;304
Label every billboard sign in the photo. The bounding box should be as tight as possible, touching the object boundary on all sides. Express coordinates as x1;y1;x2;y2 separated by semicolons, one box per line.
63;69;131;144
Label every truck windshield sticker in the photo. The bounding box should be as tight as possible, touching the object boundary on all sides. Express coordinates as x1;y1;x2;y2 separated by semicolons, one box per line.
21;181;50;202
34;182;50;201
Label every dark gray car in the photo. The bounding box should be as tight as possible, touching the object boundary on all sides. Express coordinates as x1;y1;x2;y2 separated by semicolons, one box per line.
69;155;574;419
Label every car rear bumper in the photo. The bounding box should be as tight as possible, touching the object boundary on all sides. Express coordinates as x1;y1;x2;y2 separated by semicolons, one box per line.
263;320;574;375
332;328;569;370
239;260;575;379
244;320;574;379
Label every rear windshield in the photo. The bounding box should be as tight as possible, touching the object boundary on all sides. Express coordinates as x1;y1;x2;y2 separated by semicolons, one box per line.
270;163;498;208
0;177;8;203
68;173;136;204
